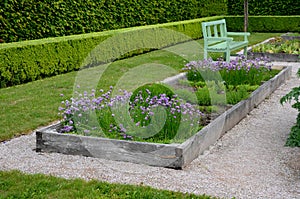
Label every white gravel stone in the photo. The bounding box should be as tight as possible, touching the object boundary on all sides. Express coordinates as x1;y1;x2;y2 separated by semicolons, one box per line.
0;62;300;199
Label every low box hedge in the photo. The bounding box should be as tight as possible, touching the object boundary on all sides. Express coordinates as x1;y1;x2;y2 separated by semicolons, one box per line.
0;16;222;88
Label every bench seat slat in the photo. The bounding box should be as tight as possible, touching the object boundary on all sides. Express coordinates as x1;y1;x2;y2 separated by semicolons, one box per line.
207;41;248;51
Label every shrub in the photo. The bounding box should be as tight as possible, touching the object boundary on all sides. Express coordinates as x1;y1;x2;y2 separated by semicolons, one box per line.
280;69;300;147
225;16;300;33
0;0;227;43
227;0;300;15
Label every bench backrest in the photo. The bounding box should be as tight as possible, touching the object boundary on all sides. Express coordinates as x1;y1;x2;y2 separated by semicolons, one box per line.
202;19;228;45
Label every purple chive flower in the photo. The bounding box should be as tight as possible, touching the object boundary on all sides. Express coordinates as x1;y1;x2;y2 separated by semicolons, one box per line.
59;85;204;138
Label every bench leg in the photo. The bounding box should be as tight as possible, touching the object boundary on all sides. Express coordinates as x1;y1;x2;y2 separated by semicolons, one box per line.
204;50;208;60
244;46;248;59
225;49;230;63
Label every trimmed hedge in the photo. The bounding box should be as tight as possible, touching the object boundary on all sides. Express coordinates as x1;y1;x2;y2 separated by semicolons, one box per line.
0;16;222;88
225;16;300;33
0;0;227;43
227;0;300;15
1;15;299;88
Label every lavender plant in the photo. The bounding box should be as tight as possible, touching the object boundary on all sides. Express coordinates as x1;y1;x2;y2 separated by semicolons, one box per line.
59;84;203;143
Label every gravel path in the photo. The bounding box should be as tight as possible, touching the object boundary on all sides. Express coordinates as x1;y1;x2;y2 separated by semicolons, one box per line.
1;62;300;199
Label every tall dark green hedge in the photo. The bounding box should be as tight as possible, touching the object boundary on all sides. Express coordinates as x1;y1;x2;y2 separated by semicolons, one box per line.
0;0;227;43
227;0;300;15
225;16;300;33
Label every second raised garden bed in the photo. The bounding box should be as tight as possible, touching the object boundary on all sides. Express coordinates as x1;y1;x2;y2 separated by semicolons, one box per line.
248;36;299;62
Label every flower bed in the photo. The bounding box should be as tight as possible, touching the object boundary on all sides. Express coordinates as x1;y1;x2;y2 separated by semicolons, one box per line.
36;57;292;168
281;32;300;41
248;37;300;62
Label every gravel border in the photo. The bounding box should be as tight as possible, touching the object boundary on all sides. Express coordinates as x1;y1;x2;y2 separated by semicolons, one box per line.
1;62;300;199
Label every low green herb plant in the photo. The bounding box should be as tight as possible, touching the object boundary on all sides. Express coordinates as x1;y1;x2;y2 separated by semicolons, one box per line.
280;69;300;147
252;37;300;55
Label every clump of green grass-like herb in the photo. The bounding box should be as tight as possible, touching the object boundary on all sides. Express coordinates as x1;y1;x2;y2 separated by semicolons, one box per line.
59;84;203;144
182;56;279;106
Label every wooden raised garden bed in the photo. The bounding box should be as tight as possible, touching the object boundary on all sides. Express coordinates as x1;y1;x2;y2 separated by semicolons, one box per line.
281;32;300;41
36;65;291;169
248;52;299;62
248;37;299;62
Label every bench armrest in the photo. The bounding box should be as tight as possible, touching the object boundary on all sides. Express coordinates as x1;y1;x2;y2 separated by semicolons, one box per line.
206;37;233;41
227;32;250;41
227;32;250;36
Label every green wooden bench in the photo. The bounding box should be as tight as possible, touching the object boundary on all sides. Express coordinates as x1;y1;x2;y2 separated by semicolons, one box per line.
201;19;250;62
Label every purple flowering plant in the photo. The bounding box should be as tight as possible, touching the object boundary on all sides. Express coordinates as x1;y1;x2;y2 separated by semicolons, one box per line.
181;56;281;106
59;84;203;143
183;55;274;87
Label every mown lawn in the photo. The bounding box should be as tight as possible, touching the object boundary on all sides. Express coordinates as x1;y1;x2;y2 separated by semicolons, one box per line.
0;170;215;199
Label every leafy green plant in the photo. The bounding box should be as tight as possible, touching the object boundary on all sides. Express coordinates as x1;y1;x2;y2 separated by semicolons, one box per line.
226;85;250;105
280;69;300;147
195;81;226;106
195;83;258;106
252;37;300;55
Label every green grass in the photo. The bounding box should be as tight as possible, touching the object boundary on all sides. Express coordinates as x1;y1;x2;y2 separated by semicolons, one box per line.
0;170;215;199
